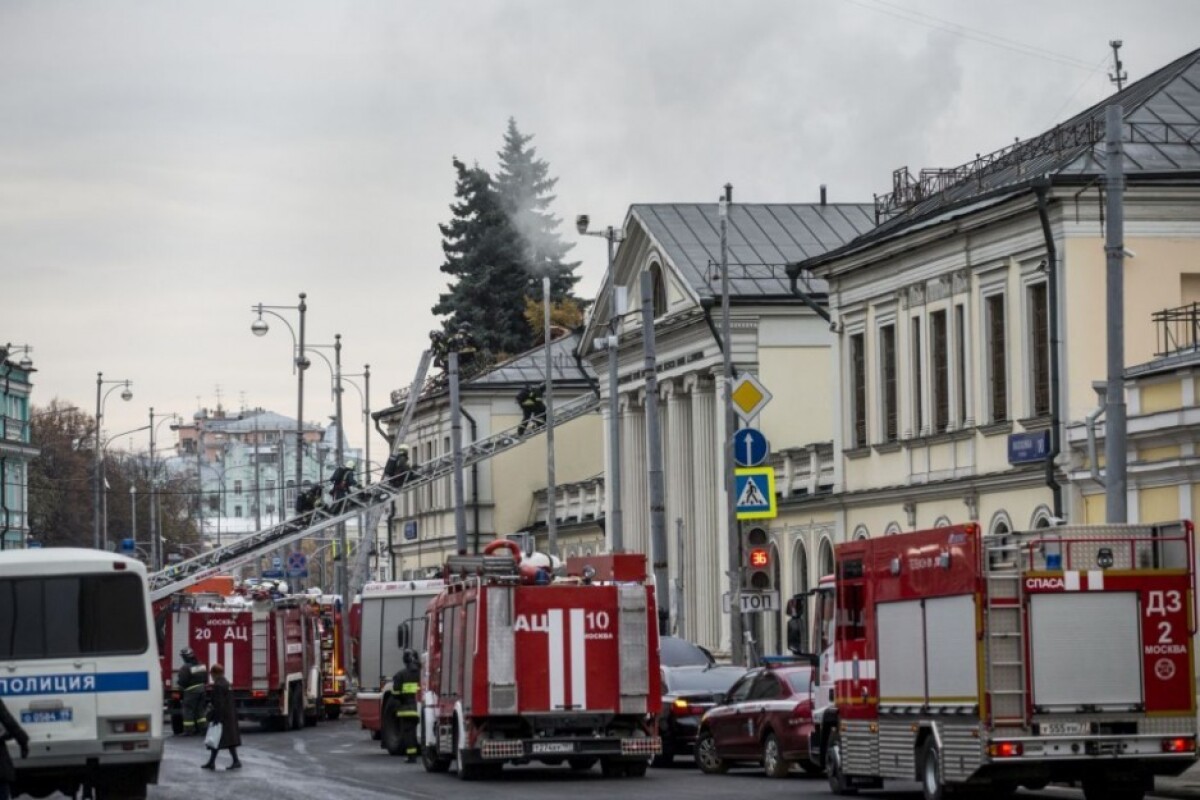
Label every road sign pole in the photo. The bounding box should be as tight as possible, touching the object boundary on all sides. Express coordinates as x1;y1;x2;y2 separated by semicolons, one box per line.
718;185;744;666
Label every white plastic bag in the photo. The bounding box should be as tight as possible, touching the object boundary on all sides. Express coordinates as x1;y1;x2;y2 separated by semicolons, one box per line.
204;722;223;750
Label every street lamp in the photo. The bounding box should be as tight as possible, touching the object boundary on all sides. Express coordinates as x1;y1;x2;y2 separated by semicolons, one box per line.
148;408;180;571
0;343;34;371
577;215;626;553
342;365;371;485
94;372;133;550
250;293;308;502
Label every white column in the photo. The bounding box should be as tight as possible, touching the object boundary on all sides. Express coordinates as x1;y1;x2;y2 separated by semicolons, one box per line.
664;379;695;639
622;396;648;557
689;374;721;652
602;402;617;552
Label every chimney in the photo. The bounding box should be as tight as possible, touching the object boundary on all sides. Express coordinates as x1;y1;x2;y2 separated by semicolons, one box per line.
724;183;732;203
820;184;827;206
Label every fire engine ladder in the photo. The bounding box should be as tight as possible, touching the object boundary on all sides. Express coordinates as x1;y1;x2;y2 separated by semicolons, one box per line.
983;538;1029;728
148;382;601;603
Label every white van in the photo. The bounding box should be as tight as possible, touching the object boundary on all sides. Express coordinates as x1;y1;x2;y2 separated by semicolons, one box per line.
0;548;163;799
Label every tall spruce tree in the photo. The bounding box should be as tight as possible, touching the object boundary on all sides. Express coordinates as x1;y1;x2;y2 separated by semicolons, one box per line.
432;157;534;358
494;118;582;304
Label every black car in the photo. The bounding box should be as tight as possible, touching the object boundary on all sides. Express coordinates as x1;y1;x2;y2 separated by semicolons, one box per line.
655;664;747;767
660;636;716;668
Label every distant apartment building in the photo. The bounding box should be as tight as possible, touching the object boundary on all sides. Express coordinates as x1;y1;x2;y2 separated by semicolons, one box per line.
0;343;37;550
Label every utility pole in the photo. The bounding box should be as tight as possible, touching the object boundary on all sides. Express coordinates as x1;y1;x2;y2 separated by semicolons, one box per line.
719;183;745;665
641;270;670;636
1104;104;1128;523
450;351;467;555
1109;40;1127;92
543;274;558;557
606;235;625;553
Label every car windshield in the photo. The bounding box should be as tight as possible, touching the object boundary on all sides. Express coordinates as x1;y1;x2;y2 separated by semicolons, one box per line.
664;667;743;694
659;637;713;667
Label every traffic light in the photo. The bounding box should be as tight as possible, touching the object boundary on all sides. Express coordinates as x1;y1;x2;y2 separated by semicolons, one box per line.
742;525;774;591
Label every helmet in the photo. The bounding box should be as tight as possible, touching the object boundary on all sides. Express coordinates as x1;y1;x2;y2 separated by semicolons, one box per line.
180;647;195;660
396;444;409;455
403;649;420;670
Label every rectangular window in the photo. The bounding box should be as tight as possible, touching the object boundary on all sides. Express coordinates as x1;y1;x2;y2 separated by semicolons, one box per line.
234;505;243;518
849;333;867;448
0;575;148;660
931;310;949;433
954;305;967;425
986;294;1008;423
1029;282;1050;417
880;325;898;443
208;494;220;512
911;318;924;435
233;479;243;496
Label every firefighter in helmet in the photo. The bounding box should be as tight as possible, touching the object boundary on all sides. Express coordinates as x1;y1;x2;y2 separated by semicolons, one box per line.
389;649;421;761
382;445;414;489
176;647;209;735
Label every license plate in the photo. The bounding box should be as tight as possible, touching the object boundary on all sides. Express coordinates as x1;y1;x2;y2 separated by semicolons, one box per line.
531;742;576;754
1039;722;1086;736
22;709;72;724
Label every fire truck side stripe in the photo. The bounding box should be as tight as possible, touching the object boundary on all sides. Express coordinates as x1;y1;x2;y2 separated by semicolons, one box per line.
1065;571;1081;591
1088;570;1104;590
548;609;565;709
208;644;218;677
570;608;586;709
226;642;235;681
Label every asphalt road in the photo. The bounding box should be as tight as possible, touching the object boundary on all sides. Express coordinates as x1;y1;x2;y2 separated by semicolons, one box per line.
128;716;1172;800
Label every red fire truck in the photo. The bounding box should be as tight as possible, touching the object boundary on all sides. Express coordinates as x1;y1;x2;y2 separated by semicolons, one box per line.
312;594;349;720
161;592;325;732
797;521;1197;800
419;542;662;779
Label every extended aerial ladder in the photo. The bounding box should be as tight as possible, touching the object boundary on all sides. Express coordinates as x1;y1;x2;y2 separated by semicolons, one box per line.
148;353;600;602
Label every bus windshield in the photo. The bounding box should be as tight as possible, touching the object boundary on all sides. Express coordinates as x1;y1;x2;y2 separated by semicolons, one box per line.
0;574;149;660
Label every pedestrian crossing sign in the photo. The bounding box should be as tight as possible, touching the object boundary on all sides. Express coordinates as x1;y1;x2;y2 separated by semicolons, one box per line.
734;467;777;520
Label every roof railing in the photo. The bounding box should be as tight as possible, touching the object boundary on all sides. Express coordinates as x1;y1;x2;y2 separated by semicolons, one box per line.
1153;301;1200;357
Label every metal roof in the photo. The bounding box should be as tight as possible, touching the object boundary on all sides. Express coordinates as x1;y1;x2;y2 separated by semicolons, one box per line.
466;330;594;388
814;47;1200;264
631;203;876;299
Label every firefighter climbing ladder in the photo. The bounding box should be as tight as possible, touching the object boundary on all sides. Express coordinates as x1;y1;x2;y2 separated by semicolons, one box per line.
148;363;601;602
984;538;1029;727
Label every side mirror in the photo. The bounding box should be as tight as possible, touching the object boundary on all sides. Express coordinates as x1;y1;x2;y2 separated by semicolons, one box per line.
712;692;726;706
397;623;409;649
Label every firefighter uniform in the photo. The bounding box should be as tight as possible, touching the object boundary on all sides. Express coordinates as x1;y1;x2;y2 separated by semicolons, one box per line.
391;651;421;761
176;649;209;735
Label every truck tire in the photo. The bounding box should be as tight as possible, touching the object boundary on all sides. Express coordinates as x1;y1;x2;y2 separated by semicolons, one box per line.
624;760;649;778
381;701;404;756
325;705;342;721
422;745;452;773
695;729;729;775
600;758;627;777
826;730;858;795
95;776;149;800
763;733;790;778
170;714;184;736
568;757;597;771
289;685;304;730
919;739;945;800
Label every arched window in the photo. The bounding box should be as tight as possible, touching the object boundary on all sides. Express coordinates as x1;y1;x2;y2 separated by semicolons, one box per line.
989;510;1013;537
648;263;668;318
791;540;809;598
934;515;953;528
818;538;834;577
1030;505;1054;529
884;521;902;536
853;524;870;541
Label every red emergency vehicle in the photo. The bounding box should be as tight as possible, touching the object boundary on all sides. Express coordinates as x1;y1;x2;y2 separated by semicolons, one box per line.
799;521;1198;800
312;594;349;720
419;542;663;779
160;591;325;732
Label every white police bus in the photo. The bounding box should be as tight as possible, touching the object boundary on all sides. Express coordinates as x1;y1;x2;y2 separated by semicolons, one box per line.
0;548;163;799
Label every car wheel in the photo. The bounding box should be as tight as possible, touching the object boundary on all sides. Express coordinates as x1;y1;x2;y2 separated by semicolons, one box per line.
763;733;790;778
695;729;729;775
920;739;944;800
826;730;857;795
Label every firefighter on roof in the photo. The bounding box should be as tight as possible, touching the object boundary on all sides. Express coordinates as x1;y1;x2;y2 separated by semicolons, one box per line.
176;648;209;735
390;649;421;761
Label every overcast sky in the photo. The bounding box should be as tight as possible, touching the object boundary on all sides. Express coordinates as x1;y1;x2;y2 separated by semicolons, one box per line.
3;1;1196;463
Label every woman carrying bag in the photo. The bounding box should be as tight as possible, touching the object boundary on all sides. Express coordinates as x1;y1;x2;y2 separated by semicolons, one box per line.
202;663;242;771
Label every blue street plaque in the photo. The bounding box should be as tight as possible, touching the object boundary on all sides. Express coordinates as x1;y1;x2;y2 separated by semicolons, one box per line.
262;569;285;579
272;556;283;570
1008;430;1051;465
404;520;419;541
733;428;769;468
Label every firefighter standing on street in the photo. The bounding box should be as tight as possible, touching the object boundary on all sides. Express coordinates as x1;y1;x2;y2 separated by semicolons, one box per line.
390;649;421;762
177;648;209;735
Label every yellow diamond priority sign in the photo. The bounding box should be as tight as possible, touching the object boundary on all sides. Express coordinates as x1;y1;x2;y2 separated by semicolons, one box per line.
731;373;772;423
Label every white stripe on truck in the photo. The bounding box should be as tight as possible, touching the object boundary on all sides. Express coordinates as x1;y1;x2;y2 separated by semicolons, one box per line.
548;609;565;709
570;608;587;709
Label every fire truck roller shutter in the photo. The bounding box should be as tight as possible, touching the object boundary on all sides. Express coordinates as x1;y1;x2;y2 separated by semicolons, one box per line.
487;587;517;714
1029;592;1142;709
618;584;649;714
923;595;977;705
877;601;925;703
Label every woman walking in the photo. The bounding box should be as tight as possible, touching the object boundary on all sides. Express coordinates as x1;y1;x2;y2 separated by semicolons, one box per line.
202;663;242;771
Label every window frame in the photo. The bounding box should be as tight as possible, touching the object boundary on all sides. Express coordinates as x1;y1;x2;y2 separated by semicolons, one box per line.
849;331;867;448
930;308;949;433
983;290;1009;424
878;322;898;443
1027;280;1051;418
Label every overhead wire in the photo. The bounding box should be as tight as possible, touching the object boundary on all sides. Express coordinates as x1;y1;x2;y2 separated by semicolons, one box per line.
838;0;1100;71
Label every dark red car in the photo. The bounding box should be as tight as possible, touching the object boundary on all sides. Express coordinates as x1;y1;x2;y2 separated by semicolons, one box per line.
694;663;820;778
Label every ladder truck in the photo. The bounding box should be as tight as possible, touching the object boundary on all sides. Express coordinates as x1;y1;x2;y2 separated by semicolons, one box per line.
796;521;1198;800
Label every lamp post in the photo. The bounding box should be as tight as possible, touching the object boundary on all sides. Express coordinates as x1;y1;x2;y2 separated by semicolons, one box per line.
94;373;133;550
576;216;625;552
251;293;308;502
342;366;371;485
148;408;179;572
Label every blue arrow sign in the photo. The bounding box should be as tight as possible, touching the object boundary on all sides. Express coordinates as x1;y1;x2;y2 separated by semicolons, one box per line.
734;428;769;468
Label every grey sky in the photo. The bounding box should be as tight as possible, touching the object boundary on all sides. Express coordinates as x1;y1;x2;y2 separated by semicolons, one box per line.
3;0;1195;463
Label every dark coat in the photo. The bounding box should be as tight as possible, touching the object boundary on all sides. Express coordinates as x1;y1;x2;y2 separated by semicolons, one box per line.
0;697;30;784
208;676;242;749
